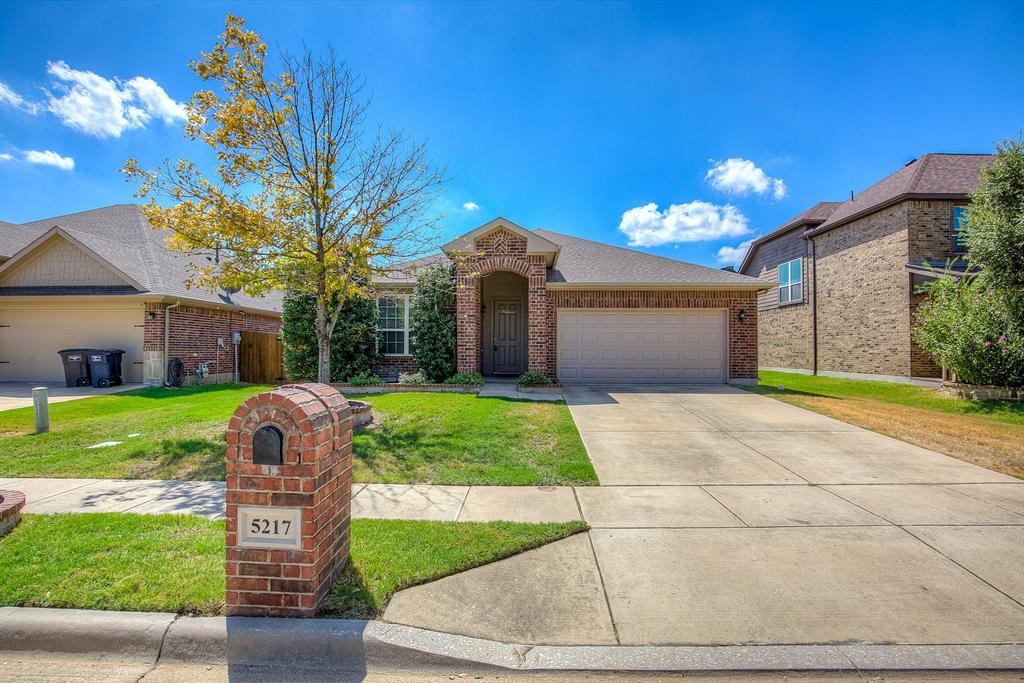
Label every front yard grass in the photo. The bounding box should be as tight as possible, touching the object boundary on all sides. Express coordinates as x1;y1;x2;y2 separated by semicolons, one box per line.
350;392;596;485
0;513;586;617
746;370;1024;479
0;385;597;486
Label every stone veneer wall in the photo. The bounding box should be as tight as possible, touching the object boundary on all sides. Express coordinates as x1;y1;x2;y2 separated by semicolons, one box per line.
144;303;281;384
455;229;550;376
547;289;759;381
813;202;912;377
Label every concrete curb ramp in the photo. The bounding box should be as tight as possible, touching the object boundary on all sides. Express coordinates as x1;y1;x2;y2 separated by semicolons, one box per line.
1;608;1022;673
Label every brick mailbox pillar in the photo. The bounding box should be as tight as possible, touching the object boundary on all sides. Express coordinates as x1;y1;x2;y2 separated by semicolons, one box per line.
225;383;353;617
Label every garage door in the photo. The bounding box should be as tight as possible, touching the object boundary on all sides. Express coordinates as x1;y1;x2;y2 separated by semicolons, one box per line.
0;307;145;383
557;310;726;384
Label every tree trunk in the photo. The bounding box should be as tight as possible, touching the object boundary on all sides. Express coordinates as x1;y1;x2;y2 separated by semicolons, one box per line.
315;297;332;383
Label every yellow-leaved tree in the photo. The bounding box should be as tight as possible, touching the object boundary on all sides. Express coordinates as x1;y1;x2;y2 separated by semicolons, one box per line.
124;14;445;382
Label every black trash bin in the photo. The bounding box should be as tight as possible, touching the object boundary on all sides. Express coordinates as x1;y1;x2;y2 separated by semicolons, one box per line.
85;349;125;388
57;349;93;387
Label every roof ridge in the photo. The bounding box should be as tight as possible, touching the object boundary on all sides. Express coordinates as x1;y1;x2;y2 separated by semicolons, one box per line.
535;228;750;278
18;203;139;227
906;153;933;194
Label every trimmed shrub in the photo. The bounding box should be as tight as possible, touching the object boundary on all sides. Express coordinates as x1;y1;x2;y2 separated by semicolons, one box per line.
913;275;1024;387
517;371;554;387
409;264;456;382
398;371;428;384
281;292;380;382
444;372;485;385
347;370;383;386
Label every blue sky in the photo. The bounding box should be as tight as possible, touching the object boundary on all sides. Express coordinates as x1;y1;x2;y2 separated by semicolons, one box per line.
1;1;1021;268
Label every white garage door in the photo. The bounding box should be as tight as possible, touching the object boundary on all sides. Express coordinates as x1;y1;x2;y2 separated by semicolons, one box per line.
0;307;145;383
557;310;726;384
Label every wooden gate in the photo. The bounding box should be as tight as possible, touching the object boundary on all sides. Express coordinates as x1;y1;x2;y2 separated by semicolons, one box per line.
238;331;286;385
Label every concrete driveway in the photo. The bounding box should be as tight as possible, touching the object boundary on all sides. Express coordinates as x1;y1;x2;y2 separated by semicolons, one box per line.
0;382;140;412
384;384;1024;647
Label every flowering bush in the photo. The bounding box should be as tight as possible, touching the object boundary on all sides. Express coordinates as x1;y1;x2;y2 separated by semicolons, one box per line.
912;275;1024;386
398;371;428;384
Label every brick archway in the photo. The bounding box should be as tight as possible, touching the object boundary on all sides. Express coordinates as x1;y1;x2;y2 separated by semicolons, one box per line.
454;230;550;377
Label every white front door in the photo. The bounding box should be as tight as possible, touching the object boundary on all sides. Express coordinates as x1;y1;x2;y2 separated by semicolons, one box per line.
557;310;726;384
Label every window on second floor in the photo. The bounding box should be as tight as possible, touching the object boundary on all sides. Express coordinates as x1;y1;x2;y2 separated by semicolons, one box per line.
377;296;411;355
778;258;803;304
952;205;969;254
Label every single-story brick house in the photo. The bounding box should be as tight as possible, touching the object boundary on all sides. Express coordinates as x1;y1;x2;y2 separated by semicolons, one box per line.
0;204;282;385
739;153;990;382
376;218;767;384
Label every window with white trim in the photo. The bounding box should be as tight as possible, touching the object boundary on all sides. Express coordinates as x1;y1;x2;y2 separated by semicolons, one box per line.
778;258;803;304
377;296;411;355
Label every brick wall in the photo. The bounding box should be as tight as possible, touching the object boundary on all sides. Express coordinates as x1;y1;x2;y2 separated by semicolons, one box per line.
813;202;911;377
548;289;759;381
374;355;417;380
908;200;959;263
144;302;281;383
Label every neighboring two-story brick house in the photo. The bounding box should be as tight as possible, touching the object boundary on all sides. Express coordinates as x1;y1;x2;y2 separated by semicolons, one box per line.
740;153;990;382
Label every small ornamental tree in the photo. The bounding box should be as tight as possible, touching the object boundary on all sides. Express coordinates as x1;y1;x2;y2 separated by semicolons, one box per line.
281;292;378;382
408;263;456;382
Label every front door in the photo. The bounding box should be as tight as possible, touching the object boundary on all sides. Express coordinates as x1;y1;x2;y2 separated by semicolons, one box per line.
492;299;523;374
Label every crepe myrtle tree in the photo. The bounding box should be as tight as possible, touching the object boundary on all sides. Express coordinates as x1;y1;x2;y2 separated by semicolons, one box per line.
124;14;445;382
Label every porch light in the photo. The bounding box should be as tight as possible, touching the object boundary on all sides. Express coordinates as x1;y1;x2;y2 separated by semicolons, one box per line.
737;309;746;322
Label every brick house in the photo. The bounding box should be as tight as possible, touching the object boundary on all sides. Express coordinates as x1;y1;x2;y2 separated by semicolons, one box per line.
376;218;767;384
739;153;990;382
0;204;281;385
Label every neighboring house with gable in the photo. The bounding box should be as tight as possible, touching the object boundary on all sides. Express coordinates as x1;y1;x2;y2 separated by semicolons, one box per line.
0;204;282;385
375;217;767;384
740;153;990;382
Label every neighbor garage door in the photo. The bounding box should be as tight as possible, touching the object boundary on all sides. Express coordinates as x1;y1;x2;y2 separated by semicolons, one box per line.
0;306;145;383
557;310;726;383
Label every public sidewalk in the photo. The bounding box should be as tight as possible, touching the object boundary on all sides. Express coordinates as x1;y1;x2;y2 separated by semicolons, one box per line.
0;477;585;523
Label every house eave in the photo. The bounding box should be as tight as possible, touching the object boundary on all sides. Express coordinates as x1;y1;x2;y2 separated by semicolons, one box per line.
545;281;769;292
805;193;970;238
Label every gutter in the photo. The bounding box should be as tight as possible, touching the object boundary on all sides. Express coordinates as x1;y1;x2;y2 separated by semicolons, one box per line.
163;300;181;386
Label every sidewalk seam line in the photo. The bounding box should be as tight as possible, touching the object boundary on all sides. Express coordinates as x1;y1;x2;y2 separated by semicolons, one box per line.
585;529;621;645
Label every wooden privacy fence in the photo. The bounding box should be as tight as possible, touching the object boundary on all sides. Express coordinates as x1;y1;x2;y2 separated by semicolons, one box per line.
239;331;286;385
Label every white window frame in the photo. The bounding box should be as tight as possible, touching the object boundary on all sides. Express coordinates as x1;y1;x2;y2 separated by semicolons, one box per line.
778;258;803;305
378;294;412;356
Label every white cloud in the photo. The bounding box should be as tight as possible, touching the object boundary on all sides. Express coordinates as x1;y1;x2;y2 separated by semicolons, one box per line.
462;201;480;211
706;158;787;200
0;153;13;161
716;237;757;268
45;60;186;138
24;149;75;171
619;201;750;247
0;82;41;114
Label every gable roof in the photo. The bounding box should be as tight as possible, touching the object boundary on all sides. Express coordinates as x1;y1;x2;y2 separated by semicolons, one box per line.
0;205;282;314
443;217;560;266
535;229;765;289
806;154;992;237
738;201;841;274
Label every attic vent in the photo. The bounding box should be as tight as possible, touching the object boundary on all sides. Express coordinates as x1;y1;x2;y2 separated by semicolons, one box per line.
720;265;736;272
222;286;240;294
904;157;918;167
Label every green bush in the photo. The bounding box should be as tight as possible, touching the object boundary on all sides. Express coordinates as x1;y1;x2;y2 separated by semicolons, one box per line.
398;371;428;384
348;370;383;386
281;293;379;382
912;275;1024;386
409;264;456;382
517;371;554;387
444;372;485;385
964;135;1024;296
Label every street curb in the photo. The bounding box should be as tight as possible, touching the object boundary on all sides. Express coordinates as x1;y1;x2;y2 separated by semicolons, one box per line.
1;608;1022;672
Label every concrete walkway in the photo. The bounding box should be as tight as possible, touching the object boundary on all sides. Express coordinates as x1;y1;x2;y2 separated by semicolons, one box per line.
0;381;141;412
383;385;1024;648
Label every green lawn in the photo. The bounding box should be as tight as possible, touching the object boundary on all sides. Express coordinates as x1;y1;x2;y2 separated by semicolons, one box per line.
0;384;268;480
746;370;1024;479
350;392;597;485
0;513;586;617
0;385;597;486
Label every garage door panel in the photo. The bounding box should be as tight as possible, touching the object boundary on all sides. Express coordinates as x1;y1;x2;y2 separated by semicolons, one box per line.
0;308;144;382
557;310;726;384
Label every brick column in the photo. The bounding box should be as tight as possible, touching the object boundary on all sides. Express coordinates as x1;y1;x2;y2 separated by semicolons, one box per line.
455;265;481;373
526;255;550;376
225;383;352;617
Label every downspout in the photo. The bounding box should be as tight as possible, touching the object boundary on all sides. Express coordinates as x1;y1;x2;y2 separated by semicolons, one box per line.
810;236;818;376
163;300;181;386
